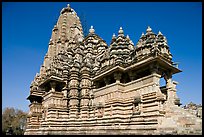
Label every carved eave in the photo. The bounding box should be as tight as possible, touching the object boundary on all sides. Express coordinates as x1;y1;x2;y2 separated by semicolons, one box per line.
27;94;43;103
38;75;66;89
127;55;182;75
92;65;125;82
154;56;182;74
30;89;45;97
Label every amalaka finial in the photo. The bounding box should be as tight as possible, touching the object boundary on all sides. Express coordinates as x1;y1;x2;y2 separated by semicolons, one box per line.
146;26;152;33
67;4;72;12
61;3;72;14
89;25;95;34
118;27;124;35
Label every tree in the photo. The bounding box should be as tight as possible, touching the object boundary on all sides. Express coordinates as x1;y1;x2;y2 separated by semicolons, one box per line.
2;107;27;135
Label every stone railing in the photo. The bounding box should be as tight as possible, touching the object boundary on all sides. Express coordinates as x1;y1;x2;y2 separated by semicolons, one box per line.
29;103;42;114
124;74;155;91
93;74;158;105
93;82;124;104
42;91;64;108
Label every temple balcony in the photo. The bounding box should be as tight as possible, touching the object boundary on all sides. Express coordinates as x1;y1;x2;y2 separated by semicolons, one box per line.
93;74;160;105
29;102;43;115
93;53;181;85
38;76;66;93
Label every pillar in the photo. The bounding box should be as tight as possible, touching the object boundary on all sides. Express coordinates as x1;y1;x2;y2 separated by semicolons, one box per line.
50;81;56;92
80;66;91;119
104;77;111;85
164;71;178;105
68;64;80;119
114;72;122;83
149;64;161;92
128;71;136;81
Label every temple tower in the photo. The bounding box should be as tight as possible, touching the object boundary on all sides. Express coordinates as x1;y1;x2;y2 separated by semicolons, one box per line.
25;4;202;135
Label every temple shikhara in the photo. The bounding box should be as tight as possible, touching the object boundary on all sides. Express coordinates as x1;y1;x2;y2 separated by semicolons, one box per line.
25;4;202;135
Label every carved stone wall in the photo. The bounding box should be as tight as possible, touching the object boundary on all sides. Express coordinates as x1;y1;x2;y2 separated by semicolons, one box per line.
25;4;202;135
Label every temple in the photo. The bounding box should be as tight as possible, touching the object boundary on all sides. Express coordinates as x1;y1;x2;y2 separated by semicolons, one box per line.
25;4;202;135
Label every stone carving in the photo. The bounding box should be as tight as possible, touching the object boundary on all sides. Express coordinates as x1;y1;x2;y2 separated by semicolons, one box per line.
25;4;201;135
69;79;79;88
133;96;141;115
80;79;91;88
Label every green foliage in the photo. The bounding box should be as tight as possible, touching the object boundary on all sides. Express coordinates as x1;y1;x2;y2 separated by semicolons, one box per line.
2;107;27;135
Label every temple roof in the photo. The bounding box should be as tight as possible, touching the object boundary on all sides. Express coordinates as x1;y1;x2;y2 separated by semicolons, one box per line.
48;4;84;57
29;5;181;95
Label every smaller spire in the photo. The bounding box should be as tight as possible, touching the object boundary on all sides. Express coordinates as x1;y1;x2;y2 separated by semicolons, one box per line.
118;27;124;35
49;38;53;44
78;37;83;43
126;35;130;40
158;31;163;35
146;26;152;33
52;25;58;31
140;32;145;38
89;25;95;34
164;36;168;43
35;73;39;78
130;40;134;45
112;33;116;39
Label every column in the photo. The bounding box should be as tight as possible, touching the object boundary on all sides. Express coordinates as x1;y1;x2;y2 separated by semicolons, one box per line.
164;71;177;105
68;64;80;119
80;66;91;119
50;81;56;92
128;71;136;81
150;64;166;114
114;72;122;83
149;64;161;91
104;77;111;85
61;86;68;108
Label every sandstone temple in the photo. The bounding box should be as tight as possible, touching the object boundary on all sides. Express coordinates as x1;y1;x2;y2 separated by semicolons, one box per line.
25;4;202;135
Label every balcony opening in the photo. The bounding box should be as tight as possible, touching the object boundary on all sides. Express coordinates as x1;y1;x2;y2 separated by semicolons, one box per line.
160;77;166;88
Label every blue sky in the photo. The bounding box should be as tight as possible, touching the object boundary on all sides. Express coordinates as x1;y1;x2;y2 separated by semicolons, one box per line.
2;2;202;112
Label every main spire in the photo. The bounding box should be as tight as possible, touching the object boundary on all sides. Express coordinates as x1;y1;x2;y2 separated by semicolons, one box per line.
48;4;84;56
44;4;84;69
